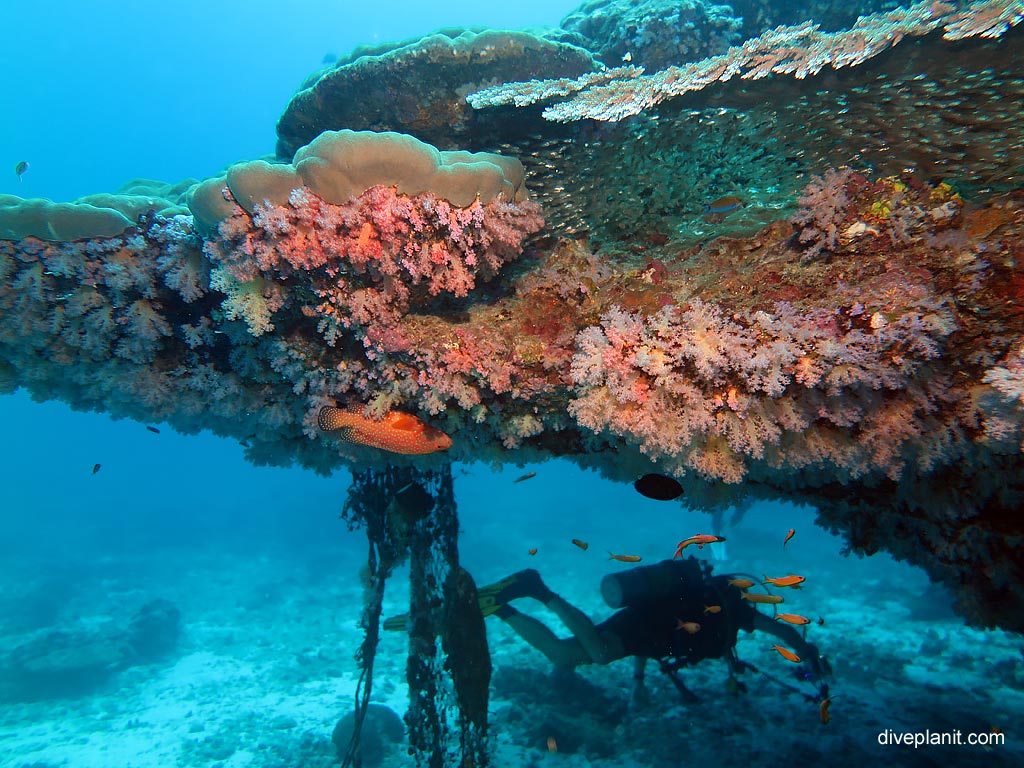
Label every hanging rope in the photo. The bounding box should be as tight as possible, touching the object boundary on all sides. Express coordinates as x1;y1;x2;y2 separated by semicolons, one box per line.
338;468;412;768
336;465;490;767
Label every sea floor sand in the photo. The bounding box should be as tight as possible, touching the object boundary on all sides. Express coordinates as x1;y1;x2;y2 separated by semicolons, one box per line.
1;464;1022;767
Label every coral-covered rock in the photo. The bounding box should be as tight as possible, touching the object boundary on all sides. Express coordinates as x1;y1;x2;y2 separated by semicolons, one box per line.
2;9;1024;640
275;29;598;158
560;0;743;70
0;180;191;242
188;129;530;234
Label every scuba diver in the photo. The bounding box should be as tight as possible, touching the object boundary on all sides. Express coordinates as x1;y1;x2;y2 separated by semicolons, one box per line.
447;557;830;705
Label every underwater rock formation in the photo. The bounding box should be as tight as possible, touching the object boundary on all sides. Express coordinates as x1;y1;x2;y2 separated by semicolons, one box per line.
0;630;129;701
560;0;744;70
126;598;182;662
1;2;1023;638
331;703;405;766
275;28;599;158
0;599;182;701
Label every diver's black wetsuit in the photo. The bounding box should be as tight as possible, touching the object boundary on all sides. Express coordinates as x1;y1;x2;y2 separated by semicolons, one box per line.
596;558;756;663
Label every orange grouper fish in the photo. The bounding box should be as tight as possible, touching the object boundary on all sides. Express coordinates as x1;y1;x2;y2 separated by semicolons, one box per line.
318;406;453;455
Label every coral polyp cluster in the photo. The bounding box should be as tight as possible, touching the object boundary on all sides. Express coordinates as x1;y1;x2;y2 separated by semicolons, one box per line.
569;297;956;484
206;184;543;342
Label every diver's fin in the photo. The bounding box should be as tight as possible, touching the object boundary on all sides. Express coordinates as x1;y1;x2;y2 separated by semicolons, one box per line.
476;573;520;599
382;599;505;634
478;569;549;604
382;573;542;632
478;595;507;618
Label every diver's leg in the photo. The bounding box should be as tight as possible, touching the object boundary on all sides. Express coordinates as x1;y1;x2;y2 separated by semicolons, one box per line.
545;595;626;665
494;569;627;665
498;606;592;668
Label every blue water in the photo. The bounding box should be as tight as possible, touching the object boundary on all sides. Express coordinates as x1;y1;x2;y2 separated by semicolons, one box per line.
1;0;575;203
2;2;1024;767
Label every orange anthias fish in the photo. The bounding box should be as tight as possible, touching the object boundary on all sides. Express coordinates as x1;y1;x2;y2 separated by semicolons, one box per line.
727;578;755;589
775;613;812;625
820;697;833;724
772;644;802;663
609;552;642;563
318;405;452;455
703;605;722;614
572;539;589;551
528;548;538;556
673;534;726;558
741;593;784;605
763;574;806;588
783;528;795;548
676;620;701;634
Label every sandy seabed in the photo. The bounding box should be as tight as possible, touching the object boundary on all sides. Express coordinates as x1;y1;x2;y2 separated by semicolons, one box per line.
1;464;1022;768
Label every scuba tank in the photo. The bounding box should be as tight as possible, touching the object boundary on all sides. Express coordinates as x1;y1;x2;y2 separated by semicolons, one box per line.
600;557;705;609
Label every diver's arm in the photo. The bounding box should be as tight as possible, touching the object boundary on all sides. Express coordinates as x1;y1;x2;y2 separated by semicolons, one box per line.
751;611;827;681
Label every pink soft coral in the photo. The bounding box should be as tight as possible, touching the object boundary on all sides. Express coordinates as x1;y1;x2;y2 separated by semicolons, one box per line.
205;185;543;347
569;297;959;483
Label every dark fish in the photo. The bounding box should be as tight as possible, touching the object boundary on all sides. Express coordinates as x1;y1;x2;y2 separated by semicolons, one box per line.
92;463;101;475
15;161;29;180
513;471;536;483
322;52;337;65
146;425;161;434
240;440;251;448
572;539;589;551
633;473;683;501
